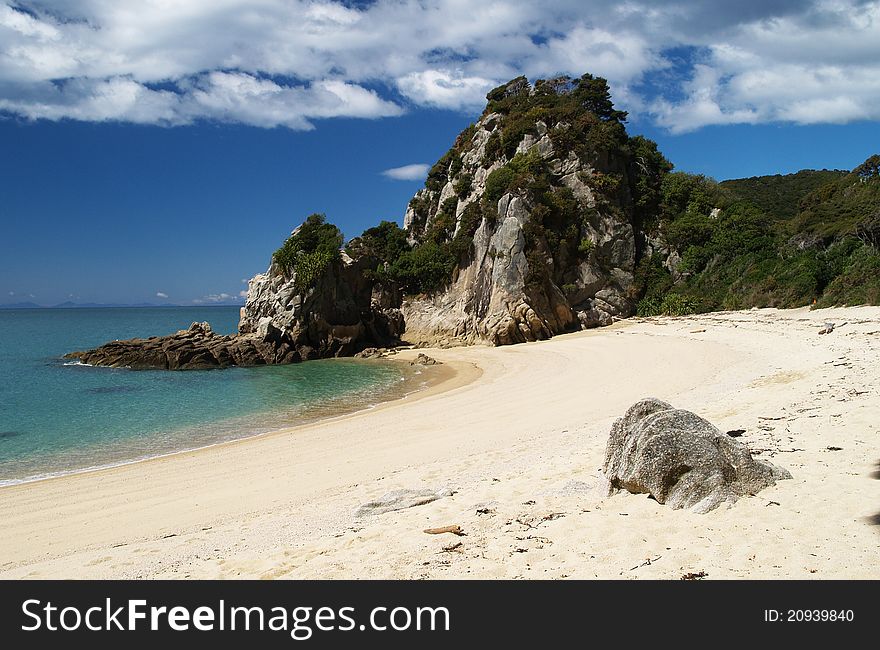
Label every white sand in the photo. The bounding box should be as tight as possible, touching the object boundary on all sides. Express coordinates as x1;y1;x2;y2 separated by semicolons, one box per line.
1;306;878;579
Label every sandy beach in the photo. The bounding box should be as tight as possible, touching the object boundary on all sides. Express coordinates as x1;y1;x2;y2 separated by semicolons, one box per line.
1;305;878;580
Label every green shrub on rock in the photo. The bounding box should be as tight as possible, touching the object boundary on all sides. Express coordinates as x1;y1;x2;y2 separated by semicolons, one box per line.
385;242;455;294
273;214;343;291
346;220;411;264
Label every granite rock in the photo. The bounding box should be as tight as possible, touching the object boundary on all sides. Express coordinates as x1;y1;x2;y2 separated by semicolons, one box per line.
603;398;791;513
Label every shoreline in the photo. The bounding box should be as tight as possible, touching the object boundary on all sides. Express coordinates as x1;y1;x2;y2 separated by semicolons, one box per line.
2;305;878;579
0;354;477;491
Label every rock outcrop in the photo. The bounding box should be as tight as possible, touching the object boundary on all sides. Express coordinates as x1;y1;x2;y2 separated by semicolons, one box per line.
410;353;440;366
238;253;404;362
67;253;405;370
397;76;648;346
64;322;276;370
68;73;667;368
603;398;791;513
353;347;397;359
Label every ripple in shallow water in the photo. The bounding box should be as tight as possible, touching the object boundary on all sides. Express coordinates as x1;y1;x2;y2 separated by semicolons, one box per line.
85;385;142;394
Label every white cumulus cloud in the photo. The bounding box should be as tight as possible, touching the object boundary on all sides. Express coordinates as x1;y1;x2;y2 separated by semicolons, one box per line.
382;163;430;181
0;1;879;132
396;70;496;110
156;291;168;298
183;72;402;129
203;293;232;302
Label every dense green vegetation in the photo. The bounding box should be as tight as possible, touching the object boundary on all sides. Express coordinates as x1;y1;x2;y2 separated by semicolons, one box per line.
637;158;880;315
815;243;880;307
789;157;880;241
485;74;629;164
345;219;461;294
272;213;343;292
383;242;456;294
719;170;846;221
345;220;411;264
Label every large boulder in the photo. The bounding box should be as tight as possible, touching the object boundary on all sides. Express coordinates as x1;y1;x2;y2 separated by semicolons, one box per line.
603;398;791;513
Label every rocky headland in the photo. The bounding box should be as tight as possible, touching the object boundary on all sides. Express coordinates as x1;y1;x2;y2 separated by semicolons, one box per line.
67;73;880;369
67;235;405;369
67;74;663;369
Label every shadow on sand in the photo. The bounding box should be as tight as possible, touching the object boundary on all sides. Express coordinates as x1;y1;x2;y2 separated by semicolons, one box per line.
870;461;880;526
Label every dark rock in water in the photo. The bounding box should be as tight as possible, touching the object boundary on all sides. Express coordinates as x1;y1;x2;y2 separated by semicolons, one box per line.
410;353;441;366
603;398;791;513
354;347;397;359
65;322;283;370
398;76;642;347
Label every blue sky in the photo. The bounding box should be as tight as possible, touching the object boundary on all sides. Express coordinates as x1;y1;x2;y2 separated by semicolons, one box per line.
2;0;880;305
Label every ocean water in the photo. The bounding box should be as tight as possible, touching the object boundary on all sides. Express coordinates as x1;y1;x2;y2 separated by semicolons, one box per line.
0;306;414;485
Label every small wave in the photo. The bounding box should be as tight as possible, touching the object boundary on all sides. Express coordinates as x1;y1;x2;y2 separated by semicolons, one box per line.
86;385;141;394
0;437;254;488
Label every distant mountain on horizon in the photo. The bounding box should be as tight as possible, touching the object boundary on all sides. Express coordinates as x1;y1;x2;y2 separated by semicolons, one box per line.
0;301;43;309
53;301;150;309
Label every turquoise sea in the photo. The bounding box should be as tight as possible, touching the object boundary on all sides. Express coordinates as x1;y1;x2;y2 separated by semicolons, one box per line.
0;306;412;485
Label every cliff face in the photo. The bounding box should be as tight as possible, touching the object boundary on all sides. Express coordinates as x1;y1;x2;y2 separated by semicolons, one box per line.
237;75;653;354
394;76;653;346
238;253;403;360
